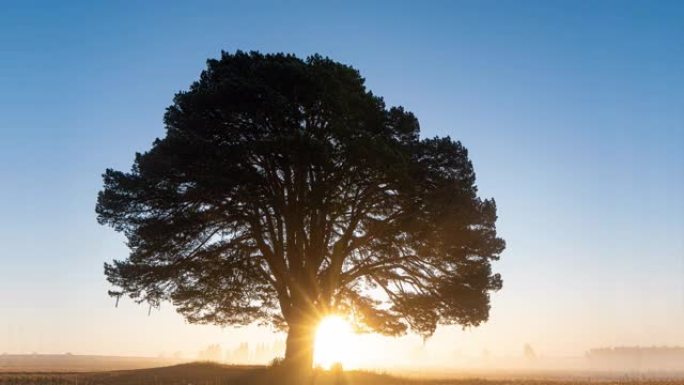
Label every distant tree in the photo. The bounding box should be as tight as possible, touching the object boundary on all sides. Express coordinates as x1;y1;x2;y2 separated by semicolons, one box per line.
198;344;223;362
226;342;250;364
524;344;536;360
97;51;505;373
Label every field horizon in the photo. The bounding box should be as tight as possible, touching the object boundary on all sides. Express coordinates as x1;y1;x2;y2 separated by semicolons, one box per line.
3;356;684;382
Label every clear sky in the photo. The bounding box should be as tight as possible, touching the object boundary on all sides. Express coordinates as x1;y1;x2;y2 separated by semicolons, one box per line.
1;0;683;366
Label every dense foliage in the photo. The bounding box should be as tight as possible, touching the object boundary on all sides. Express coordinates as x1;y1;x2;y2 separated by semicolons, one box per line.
97;51;504;369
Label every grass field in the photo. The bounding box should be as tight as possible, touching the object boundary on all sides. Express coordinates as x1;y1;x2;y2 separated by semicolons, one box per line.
2;363;684;385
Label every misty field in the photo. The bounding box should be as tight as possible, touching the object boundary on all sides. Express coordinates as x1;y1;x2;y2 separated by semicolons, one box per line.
2;363;684;385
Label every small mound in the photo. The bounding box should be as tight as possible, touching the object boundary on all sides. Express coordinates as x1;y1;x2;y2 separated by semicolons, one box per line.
81;362;412;385
84;362;255;385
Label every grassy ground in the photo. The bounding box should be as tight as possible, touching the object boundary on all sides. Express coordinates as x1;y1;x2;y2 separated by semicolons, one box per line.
0;363;397;385
2;363;684;385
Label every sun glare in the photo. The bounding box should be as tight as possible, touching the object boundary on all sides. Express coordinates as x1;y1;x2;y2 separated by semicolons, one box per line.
313;315;357;370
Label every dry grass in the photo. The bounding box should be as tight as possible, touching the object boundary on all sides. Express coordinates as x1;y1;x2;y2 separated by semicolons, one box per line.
2;363;684;385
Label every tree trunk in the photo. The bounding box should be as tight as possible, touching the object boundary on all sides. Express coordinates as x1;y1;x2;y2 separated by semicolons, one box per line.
284;319;316;374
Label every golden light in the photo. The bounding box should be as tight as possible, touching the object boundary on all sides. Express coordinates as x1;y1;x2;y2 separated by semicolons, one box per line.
313;315;357;370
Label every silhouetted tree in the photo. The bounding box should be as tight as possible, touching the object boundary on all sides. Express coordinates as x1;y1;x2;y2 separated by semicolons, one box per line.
97;51;505;373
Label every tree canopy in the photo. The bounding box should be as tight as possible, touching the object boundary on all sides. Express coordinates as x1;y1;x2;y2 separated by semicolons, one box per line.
97;51;505;370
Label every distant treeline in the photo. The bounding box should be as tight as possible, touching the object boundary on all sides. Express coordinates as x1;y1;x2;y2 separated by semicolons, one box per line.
586;347;684;370
198;340;286;365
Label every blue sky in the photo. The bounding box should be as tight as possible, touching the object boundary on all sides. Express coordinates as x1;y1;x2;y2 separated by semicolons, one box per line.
0;1;683;360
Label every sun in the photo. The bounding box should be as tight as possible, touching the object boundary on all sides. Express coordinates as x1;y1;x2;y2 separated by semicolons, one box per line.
313;315;357;370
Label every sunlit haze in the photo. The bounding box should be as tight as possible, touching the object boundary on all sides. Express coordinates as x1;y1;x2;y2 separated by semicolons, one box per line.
1;0;683;374
313;316;357;370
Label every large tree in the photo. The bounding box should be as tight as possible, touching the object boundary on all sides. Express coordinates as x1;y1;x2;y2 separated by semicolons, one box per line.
97;51;505;372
